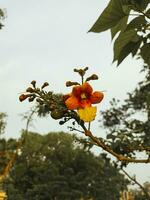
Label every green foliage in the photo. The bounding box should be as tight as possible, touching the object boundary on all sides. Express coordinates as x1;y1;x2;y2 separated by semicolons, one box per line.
111;16;128;40
113;29;140;63
126;16;146;31
0;112;7;135
89;0;128;33
0;9;4;29
5;132;128;200
99;64;150;159
141;43;150;65
89;0;150;66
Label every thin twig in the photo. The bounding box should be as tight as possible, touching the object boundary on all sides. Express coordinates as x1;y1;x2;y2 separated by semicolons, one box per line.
68;126;84;134
121;168;150;200
25;107;37;134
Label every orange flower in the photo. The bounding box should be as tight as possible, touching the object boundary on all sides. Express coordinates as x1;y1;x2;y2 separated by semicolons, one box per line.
64;82;104;122
65;82;104;110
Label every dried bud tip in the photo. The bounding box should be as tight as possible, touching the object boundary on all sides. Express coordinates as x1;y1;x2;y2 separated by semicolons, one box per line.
83;67;89;71
92;74;98;79
86;74;99;82
66;81;80;87
74;68;78;72
74;68;85;77
31;80;36;87
26;87;34;93
19;94;28;102
41;82;49;89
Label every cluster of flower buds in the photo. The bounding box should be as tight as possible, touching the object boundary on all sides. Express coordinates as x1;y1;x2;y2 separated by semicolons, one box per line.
74;67;89;77
19;81;68;120
19;80;49;103
66;67;99;87
19;67;104;129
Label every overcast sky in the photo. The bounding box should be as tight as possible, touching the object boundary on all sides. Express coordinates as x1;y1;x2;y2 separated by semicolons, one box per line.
0;0;149;184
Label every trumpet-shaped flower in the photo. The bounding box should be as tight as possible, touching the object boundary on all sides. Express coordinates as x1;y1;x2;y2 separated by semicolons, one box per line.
64;82;104;122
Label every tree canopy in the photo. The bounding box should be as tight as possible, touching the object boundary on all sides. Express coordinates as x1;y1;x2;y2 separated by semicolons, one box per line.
99;63;150;161
3;132;128;200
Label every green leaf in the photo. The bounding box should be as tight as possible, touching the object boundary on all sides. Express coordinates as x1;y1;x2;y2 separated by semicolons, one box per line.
147;33;150;39
89;0;127;33
131;40;142;56
146;8;150;17
111;16;128;40
126;15;146;31
122;5;132;14
0;9;4;29
113;30;140;62
117;40;142;65
141;43;150;65
138;0;149;11
107;134;116;140
0;9;4;18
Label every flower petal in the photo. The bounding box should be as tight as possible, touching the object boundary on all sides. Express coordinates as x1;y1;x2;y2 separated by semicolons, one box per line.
90;91;104;104
63;94;71;101
65;96;79;110
82;82;93;95
78;106;97;122
72;85;82;97
79;100;91;108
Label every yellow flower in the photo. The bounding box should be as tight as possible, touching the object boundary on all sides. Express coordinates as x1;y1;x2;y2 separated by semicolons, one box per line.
78;106;97;122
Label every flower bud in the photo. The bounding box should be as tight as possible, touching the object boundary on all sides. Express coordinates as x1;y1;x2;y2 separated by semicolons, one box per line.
66;81;79;87
41;82;49;89
74;69;85;76
50;109;64;119
74;67;89;77
19;94;28;102
31;80;36;88
86;74;98;82
83;67;89;72
26;87;34;93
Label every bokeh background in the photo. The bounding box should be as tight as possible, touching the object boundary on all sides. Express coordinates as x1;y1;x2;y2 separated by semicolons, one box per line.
0;0;149;185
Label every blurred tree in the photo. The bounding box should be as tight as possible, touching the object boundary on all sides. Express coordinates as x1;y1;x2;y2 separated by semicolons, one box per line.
0;113;7;135
0;112;7;177
86;0;150;162
5;132;128;200
0;9;5;29
131;181;150;200
99;63;150;163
